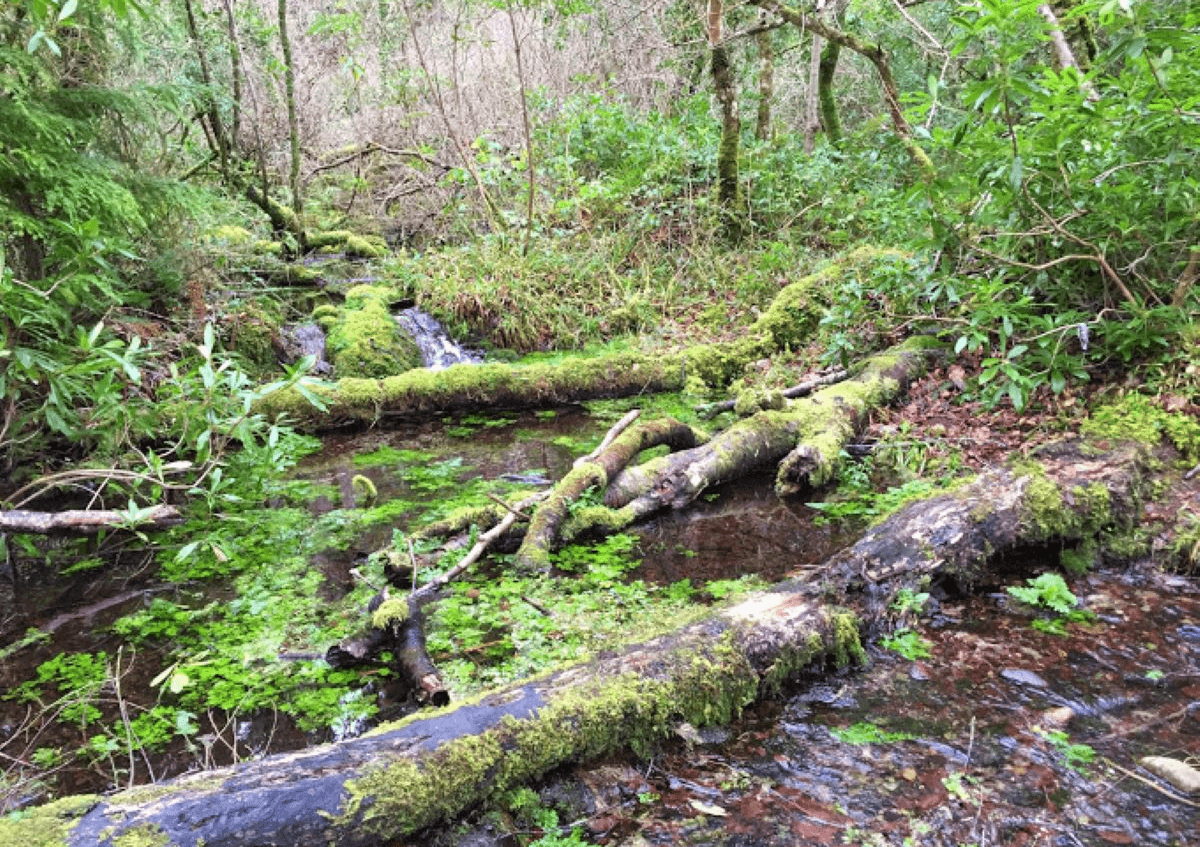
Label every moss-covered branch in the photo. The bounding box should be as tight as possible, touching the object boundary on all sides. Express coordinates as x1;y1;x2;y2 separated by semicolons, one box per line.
750;0;935;178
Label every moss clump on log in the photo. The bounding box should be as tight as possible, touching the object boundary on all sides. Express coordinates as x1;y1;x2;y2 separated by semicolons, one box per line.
322;285;421;378
307;229;388;258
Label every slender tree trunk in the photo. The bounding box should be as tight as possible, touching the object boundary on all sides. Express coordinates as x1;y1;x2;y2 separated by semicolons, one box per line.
183;0;230;180
802;4;824;152
219;0;242;145
817;5;844;145
507;3;536;255
755;13;774;141
278;0;303;229
709;0;744;236
1038;3;1098;101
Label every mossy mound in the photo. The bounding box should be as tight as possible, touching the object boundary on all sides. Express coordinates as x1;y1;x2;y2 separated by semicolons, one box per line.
323;285;422;378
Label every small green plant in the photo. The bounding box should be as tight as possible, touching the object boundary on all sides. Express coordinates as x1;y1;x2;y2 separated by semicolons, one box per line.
881;628;932;661
498;787;588;846
831;721;917;745
942;771;979;805
891;588;930;616
1036;728;1096;774
1006;573;1077;615
1007;573;1095;635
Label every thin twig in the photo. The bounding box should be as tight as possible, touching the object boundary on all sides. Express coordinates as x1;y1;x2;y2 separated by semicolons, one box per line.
696;369;849;419
410;491;549;604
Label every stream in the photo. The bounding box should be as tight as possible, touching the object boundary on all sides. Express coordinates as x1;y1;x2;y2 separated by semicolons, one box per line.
2;408;1197;843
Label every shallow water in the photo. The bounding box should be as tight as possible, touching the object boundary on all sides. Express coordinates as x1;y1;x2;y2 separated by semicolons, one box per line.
3;413;1196;846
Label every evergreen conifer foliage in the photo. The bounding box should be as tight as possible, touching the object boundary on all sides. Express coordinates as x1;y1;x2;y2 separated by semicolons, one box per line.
0;0;174;488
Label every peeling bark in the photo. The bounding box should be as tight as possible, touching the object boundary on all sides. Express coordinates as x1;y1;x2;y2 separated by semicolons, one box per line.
4;442;1150;847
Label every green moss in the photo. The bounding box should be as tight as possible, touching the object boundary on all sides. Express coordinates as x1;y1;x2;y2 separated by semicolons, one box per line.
0;793;98;847
830;610;867;667
1014;463;1114;542
224;300;283;376
415;503;510;540
1059;544;1095;575
112;824;172;847
560;504;637;541
372;596;411;629
733;388;787;417
339;639;759;840
1082;392;1200;462
352;474;378;507
312;304;340;327
324;286;421;378
346;234;388;259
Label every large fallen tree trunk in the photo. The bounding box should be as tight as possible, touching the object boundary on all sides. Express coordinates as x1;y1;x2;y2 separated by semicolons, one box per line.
253;247;901;430
3;441;1150;847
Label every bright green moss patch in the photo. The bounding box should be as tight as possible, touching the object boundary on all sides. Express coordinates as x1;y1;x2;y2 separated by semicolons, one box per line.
339;640;760;840
324;285;421;378
1013;462;1114;542
1082;392;1200;462
0;793;98;847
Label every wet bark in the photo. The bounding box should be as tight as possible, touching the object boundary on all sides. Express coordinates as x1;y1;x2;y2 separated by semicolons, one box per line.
326;593;450;708
7;442;1150;847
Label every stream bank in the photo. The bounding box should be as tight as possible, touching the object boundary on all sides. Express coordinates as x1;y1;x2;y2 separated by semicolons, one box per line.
411;565;1198;847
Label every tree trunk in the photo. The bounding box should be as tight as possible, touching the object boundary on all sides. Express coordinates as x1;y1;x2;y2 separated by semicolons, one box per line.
751;0;935;178
817;28;843;145
803;19;823;151
709;0;744;237
6;442;1148;847
755;14;775;141
278;0;304;235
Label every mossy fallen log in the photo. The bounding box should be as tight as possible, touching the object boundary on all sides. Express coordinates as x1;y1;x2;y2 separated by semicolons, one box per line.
255;247;902;430
1;442;1150;847
512;338;933;572
605;336;939;511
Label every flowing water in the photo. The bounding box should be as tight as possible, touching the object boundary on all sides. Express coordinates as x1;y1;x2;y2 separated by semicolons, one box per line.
394;307;483;369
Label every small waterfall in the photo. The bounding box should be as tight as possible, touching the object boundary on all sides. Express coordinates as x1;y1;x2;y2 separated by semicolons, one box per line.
394;307;482;370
